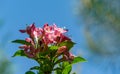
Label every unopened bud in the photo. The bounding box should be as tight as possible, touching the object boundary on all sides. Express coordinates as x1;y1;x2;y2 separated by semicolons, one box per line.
56;46;67;54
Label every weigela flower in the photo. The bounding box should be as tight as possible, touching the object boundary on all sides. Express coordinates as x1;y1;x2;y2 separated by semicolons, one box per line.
19;38;40;58
19;24;43;39
42;24;68;45
19;23;73;59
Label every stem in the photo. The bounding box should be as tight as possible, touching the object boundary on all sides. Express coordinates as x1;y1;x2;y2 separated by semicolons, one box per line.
43;71;51;74
37;61;53;74
54;58;63;65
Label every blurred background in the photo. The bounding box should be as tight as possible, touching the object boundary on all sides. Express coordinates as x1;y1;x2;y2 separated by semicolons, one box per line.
0;0;120;74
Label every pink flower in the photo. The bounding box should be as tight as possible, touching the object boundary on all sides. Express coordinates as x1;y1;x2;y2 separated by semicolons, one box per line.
19;37;39;58
24;46;39;58
18;23;72;58
19;45;30;49
42;24;55;44
19;24;35;33
43;24;53;34
53;24;70;43
42;24;69;45
25;38;33;43
19;45;39;58
53;24;67;34
19;24;43;39
25;38;35;46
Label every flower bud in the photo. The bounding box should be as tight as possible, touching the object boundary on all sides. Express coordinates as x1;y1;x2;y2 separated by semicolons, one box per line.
56;46;67;54
63;52;74;62
19;30;26;33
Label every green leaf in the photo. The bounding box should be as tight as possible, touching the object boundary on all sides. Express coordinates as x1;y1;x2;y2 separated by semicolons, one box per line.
55;69;62;74
55;62;71;74
53;67;62;71
39;50;50;56
40;64;52;72
49;45;58;51
62;62;70;68
62;65;72;74
12;50;26;57
59;41;75;50
72;56;87;64
37;70;44;74
30;66;40;70
25;71;35;74
12;39;31;45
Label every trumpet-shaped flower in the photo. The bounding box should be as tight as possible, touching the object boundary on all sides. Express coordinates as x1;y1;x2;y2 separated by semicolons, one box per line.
19;23;73;58
19;24;43;39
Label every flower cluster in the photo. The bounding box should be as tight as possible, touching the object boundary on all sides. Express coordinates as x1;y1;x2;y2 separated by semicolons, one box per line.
19;24;73;60
12;23;86;74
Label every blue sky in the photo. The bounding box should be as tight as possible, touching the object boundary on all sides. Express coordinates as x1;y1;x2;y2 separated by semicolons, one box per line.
0;0;88;74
